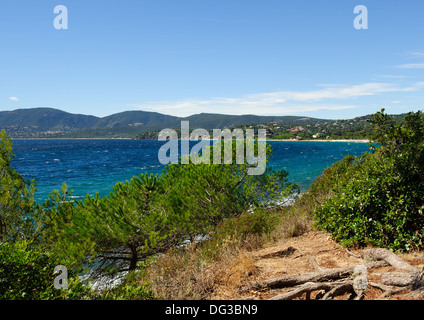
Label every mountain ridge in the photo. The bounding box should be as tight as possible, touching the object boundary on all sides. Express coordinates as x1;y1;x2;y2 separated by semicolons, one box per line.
0;107;328;138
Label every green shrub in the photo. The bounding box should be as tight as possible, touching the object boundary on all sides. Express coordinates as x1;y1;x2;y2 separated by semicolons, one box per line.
314;110;424;251
0;129;39;243
0;241;92;300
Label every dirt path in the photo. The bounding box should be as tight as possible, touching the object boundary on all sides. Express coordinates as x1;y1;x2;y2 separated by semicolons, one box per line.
212;231;424;300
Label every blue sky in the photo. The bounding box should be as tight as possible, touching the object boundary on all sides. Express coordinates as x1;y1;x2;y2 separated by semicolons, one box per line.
1;0;424;119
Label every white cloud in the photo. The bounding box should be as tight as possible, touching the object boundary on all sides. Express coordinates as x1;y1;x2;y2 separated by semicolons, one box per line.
132;82;424;117
379;75;409;79
9;97;19;102
397;63;424;69
406;50;424;58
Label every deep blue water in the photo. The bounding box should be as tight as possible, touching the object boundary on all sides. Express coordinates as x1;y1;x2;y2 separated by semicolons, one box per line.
10;139;372;201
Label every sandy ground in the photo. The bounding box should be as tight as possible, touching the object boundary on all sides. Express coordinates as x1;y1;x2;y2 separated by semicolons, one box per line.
212;231;424;300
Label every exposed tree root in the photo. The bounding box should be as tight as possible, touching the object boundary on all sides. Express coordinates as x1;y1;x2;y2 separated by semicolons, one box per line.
362;248;419;272
237;247;424;300
269;280;355;300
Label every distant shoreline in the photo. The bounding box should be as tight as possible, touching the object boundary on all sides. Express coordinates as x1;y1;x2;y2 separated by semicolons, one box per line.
11;137;371;143
268;138;370;143
10;137;133;140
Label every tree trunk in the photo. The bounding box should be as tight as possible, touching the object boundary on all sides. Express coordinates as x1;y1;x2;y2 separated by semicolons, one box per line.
128;244;138;271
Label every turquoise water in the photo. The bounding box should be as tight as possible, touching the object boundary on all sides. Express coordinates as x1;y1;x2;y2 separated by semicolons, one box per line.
10;139;372;201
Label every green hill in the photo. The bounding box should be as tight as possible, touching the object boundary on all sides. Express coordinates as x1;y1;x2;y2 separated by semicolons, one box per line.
0;108;98;132
93;110;181;129
184;113;325;129
0;107;410;139
0;108;181;138
0;107;328;138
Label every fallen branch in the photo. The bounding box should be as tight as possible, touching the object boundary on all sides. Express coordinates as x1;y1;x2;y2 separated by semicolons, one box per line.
258;246;298;259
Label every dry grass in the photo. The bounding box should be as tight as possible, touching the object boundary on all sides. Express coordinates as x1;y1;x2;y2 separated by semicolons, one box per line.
271;208;312;240
136;241;261;300
139;245;215;300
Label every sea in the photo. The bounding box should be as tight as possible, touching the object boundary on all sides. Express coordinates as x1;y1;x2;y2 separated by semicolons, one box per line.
10;139;373;202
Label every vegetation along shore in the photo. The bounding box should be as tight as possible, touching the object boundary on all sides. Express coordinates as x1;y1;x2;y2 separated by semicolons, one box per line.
1;109;424;300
